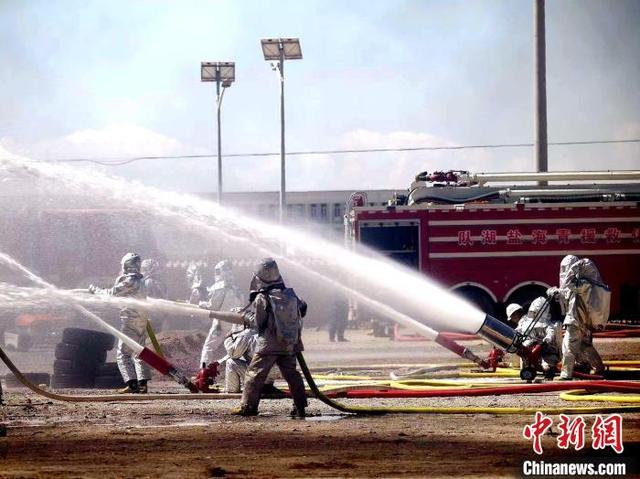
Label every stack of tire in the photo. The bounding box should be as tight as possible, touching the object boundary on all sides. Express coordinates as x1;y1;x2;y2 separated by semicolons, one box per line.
51;328;124;389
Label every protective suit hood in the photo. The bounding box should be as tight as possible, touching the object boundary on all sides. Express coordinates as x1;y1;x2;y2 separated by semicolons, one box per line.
528;296;550;323
559;255;579;289
249;258;285;301
141;258;160;277
186;263;204;289
214;259;234;284
121;253;142;274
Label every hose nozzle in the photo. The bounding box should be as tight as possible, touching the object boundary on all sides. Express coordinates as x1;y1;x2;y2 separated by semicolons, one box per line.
476;314;521;353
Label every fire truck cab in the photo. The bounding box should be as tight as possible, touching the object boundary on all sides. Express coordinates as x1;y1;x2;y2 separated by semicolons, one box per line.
346;170;640;323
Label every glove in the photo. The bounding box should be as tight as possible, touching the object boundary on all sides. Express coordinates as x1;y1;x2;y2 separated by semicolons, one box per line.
88;284;97;294
546;286;559;298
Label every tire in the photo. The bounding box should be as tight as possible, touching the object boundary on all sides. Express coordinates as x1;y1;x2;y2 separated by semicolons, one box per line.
62;328;116;351
55;342;108;364
53;359;98;375
94;375;126;389
3;372;51;388
50;374;95;389
96;362;120;376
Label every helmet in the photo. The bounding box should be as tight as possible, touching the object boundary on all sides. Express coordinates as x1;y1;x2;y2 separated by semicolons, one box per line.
506;303;523;319
121;253;141;273
141;258;160;276
249;258;284;298
528;296;550;321
214;260;233;283
255;258;282;284
186;263;203;288
559;255;580;288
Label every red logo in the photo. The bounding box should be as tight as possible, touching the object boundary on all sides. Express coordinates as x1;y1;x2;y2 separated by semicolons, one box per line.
592;414;624;453
557;414;586;450
523;412;553;455
524;413;624;454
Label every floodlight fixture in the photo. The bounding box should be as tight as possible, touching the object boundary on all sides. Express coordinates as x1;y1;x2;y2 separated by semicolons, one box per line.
261;38;302;61
200;61;236;84
259;38;303;224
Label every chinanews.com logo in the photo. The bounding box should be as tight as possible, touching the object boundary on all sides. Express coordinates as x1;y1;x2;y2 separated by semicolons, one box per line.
522;412;628;477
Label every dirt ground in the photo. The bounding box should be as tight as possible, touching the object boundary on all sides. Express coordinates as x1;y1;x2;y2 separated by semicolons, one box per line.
1;330;639;478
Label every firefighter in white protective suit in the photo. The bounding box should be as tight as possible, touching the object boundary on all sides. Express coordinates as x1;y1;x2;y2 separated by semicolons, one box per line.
199;260;244;368
547;255;609;380
222;322;279;394
515;296;562;378
89;253;150;394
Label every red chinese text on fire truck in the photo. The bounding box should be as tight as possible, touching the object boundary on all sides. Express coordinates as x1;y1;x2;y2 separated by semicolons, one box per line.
346;170;640;323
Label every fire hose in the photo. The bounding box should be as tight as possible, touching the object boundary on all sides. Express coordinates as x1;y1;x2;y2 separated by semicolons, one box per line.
294;354;640;415
2;344;640;414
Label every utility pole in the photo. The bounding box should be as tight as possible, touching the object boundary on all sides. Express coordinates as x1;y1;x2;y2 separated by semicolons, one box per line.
279;45;286;223
534;0;548;185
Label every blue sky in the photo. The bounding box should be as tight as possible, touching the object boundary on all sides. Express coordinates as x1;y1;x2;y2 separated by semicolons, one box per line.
1;0;639;192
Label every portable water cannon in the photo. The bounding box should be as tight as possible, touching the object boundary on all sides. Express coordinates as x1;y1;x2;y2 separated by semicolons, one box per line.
194;362;220;393
475;314;547;381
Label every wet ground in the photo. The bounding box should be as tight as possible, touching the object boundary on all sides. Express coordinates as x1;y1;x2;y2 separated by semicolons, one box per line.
1;330;639;478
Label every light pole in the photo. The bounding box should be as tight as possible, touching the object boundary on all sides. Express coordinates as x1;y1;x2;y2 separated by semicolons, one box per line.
260;38;302;223
201;61;235;202
533;0;548;185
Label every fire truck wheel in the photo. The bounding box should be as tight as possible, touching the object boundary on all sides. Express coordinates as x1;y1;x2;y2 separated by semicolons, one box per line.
55;342;108;363
520;367;537;383
94;374;126;389
50;374;95;389
3;372;51;388
53;359;98;375
96;362;120;376
62;328;116;351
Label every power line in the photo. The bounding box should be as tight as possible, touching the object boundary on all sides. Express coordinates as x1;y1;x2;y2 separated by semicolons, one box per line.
8;137;640;166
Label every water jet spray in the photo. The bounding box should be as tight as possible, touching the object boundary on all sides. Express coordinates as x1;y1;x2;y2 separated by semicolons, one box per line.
0;252;198;392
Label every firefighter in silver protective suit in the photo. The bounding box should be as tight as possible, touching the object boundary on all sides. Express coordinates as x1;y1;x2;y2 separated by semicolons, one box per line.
186;263;208;305
515;296;562;378
89;253;150;393
199;260;244;368
141;258;167;300
222;321;279;394
231;258;308;418
547;255;607;380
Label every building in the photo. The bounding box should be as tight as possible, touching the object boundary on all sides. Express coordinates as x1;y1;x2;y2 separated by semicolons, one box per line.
200;189;404;231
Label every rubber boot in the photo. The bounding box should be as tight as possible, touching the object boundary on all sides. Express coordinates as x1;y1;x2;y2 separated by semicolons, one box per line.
118;379;139;394
290;405;306;419
230;405;258;417
137;379;148;394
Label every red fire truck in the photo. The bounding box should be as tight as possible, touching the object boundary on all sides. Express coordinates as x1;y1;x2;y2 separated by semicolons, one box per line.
346;170;640;323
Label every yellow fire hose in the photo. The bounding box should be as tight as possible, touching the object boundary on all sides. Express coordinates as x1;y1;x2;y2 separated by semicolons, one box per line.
146;320;165;358
2;345;640;414
560;390;640;403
